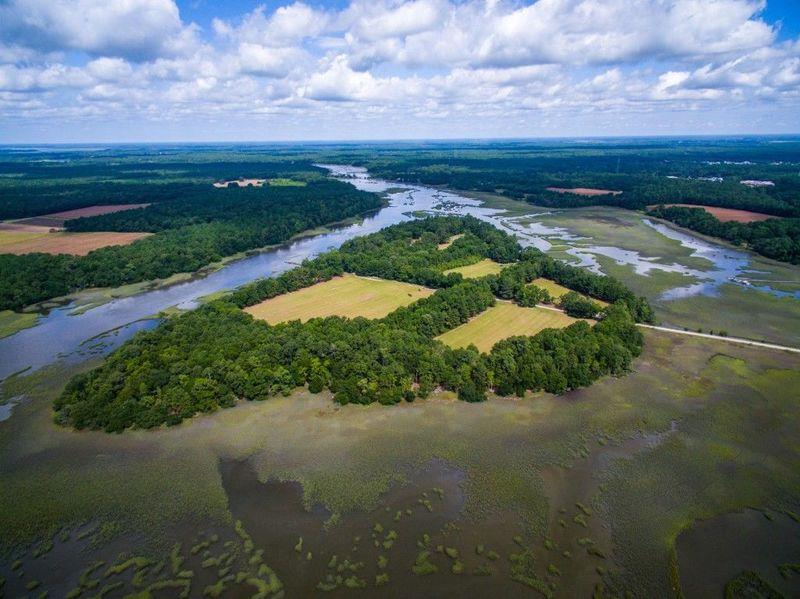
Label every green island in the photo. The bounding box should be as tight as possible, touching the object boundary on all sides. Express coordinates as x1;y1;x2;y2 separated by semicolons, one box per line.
55;216;651;431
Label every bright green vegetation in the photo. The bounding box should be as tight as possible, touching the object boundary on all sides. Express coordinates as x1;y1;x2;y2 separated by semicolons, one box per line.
0;310;38;340
0;178;381;311
436;302;582;353
649;205;800;264
244;274;434;323
444;259;507;278
267;178;306;186
54;216;651;431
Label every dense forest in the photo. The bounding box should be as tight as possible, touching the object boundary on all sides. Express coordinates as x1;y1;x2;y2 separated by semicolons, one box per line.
0;180;381;310
0;152;317;219
646;206;800;264
54;216;652;432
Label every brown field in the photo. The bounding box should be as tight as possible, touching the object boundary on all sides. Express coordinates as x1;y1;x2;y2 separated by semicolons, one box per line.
11;204;150;229
547;187;622;196
0;231;151;255
647;204;777;223
245;274;434;323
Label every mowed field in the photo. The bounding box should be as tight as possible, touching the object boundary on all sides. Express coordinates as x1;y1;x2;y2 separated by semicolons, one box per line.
444;258;507;278
0;230;151;255
531;277;609;306
436;301;583;352
648;203;777;223
547;187;622;196
244;273;434;323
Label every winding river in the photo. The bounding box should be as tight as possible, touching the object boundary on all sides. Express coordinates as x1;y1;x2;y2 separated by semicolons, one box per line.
0;165;795;385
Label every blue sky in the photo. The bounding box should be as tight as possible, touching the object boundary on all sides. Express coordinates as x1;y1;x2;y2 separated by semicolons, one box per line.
1;0;799;142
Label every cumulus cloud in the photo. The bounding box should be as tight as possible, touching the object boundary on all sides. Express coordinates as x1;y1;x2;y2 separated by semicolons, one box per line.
0;0;797;139
0;0;195;61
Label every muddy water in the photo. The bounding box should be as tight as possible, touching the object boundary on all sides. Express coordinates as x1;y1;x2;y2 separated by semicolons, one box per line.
220;458;536;598
676;508;800;598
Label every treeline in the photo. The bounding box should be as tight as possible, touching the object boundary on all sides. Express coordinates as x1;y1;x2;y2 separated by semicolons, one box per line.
647;206;800;265
55;216;650;432
0;155;319;219
66;180;343;233
365;153;800;217
0;181;381;311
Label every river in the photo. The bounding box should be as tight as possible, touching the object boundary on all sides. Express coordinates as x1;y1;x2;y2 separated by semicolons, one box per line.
0;164;794;384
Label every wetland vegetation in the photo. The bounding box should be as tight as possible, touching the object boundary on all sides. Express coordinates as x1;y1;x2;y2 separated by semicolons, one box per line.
2;139;800;599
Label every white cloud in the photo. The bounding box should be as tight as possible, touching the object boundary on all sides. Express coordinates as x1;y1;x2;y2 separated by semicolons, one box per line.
0;0;797;139
0;0;194;61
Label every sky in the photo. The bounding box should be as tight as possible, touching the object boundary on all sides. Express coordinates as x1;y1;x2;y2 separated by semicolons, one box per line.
0;0;799;143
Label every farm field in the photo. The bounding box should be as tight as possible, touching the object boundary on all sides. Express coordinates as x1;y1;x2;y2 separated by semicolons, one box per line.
436;301;582;352
646;203;776;223
531;277;610;307
244;273;434;323
0;231;152;256
11;204;150;228
444;258;507;278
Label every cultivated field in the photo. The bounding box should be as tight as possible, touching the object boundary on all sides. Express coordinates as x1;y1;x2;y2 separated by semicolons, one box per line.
444;258;507;278
244;274;434;323
10;204;150;228
648;203;777;223
436;301;582;352
0;231;151;255
547;187;622;196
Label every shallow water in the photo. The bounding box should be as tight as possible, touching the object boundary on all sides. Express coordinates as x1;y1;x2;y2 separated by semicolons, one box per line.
676;508;800;598
0;165;796;383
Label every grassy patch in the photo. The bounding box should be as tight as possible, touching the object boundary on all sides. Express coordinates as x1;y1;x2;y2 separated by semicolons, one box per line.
267;178;307;187
436;302;582;352
244;274;434;323
444;259;507;279
0;310;38;340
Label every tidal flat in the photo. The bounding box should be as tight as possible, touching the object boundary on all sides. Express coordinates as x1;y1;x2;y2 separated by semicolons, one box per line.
1;329;798;597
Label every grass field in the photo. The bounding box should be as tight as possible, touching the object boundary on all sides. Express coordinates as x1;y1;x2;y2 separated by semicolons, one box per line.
436;301;581;352
244;274;434;323
531;277;609;306
444;258;507;278
531;277;572;300
268;178;307;187
0;231;152;255
0;229;49;248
